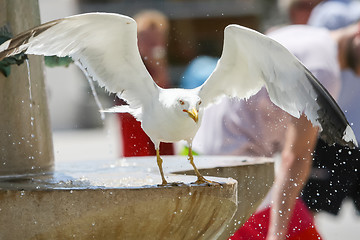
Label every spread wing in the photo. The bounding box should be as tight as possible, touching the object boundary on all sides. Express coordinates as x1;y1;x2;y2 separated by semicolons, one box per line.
0;12;157;109
198;24;357;148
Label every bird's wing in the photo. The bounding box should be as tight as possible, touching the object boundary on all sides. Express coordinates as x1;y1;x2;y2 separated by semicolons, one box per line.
0;12;157;109
198;24;357;147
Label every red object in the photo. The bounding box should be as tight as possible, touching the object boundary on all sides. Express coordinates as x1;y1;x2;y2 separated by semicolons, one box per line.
230;199;322;240
118;112;174;157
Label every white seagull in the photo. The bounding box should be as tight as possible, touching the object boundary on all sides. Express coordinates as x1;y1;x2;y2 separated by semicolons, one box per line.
0;13;357;185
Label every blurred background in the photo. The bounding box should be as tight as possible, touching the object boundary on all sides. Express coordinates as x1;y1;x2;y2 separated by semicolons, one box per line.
37;1;360;239
39;0;281;130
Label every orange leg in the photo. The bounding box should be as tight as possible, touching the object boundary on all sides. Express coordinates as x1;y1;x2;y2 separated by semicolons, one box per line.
188;146;218;185
156;149;167;185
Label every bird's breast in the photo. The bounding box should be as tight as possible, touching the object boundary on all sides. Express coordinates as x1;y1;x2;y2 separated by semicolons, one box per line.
141;108;202;143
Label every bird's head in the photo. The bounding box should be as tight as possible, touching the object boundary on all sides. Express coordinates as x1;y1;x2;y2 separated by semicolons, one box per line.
177;95;202;123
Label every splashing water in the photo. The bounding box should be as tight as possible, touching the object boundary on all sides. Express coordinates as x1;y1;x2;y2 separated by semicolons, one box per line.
87;77;105;120
26;59;33;109
75;59;106;120
25;59;35;148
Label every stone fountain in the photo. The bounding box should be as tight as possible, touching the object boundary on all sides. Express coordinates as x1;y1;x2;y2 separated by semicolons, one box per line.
0;1;274;239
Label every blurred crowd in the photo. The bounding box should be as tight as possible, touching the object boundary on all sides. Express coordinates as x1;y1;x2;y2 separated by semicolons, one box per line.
112;1;360;240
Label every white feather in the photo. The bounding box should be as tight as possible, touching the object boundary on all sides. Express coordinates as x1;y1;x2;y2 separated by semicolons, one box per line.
11;13;157;110
198;24;357;147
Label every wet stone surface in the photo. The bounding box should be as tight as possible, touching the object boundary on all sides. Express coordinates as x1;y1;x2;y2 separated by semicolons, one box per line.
0;156;273;240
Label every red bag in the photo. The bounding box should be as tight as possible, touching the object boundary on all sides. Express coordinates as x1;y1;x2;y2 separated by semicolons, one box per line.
118;113;174;157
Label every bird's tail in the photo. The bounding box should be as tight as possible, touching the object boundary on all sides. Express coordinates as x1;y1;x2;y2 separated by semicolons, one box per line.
101;105;142;121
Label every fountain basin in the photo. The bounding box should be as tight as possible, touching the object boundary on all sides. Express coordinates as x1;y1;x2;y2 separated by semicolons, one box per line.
1;181;236;240
0;155;273;240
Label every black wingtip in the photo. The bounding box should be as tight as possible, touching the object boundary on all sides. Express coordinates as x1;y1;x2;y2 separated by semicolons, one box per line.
305;69;357;147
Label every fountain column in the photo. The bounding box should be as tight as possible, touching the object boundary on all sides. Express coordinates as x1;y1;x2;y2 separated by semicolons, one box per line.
0;0;54;176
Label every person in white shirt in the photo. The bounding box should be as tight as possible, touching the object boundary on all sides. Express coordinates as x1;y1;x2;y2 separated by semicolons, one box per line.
193;26;340;157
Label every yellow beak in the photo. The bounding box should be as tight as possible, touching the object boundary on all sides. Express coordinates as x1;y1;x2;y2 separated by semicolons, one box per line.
186;108;198;123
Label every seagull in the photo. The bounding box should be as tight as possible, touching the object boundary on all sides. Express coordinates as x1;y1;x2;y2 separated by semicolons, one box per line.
0;12;357;185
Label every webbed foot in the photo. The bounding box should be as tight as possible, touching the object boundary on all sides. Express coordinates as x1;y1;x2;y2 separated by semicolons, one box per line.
192;176;223;186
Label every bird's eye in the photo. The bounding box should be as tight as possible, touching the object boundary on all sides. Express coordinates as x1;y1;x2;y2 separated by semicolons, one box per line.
179;100;185;105
199;100;202;105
